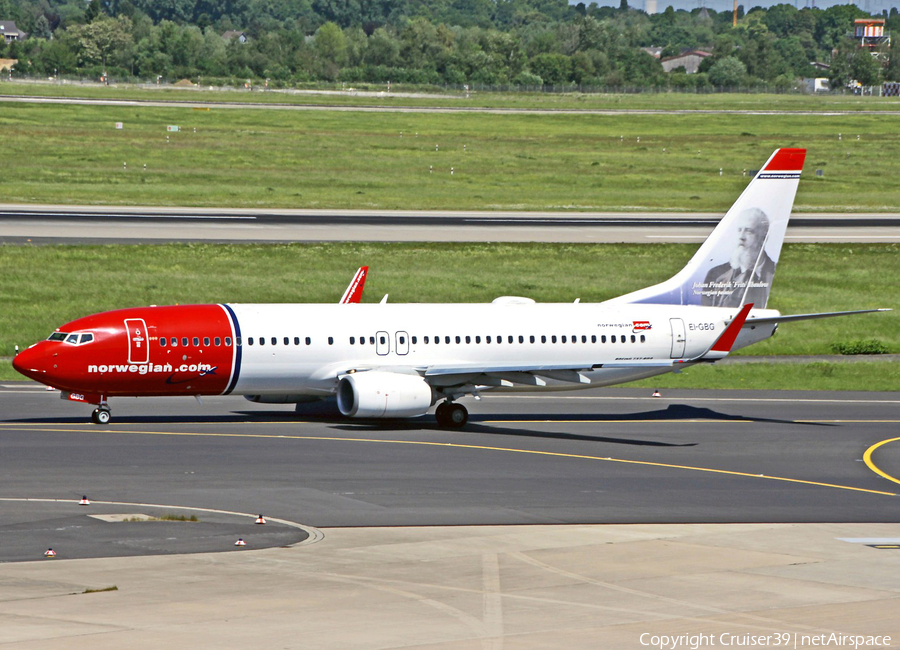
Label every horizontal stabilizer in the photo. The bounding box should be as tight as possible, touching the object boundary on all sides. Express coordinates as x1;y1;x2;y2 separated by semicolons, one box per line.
746;308;891;325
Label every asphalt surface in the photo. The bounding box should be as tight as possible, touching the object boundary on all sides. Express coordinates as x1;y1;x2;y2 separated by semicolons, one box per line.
3;204;900;243
1;383;899;563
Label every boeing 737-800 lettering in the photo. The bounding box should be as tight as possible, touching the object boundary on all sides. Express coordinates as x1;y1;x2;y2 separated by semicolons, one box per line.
12;149;887;426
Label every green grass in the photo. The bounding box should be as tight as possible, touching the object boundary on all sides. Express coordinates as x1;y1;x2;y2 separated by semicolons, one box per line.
630;361;900;392
6;80;900;112
1;102;899;211
0;242;895;359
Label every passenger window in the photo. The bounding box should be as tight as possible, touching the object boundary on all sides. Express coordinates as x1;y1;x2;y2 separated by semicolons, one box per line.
380;336;386;345
284;337;289;346
160;337;167;347
226;337;233;346
171;337;178;347
445;336;451;344
475;336;481;344
400;336;406;345
294;337;300;345
369;336;375;344
411;336;417;344
591;335;597;343
434;336;439;345
631;335;636;343
271;337;277;346
508;336;513;344
328;337;334;345
359;336;365;345
306;337;311;345
518;335;524;343
455;336;461;344
215;337;221;346
602;335;607;343
182;337;188;347
572;336;577;344
486;336;492;344
192;337;199;347
530;335;535;343
249;337;255;346
611;335;616;343
640;335;646;343
562;335;567;343
541;335;546;343
350;337;356;345
204;337;210;346
425;336;430;344
464;336;469;344
552;335;557;343
260;337;265;346
582;335;587;343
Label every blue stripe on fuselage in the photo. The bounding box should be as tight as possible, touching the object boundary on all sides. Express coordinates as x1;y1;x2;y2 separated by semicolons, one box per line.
221;304;242;395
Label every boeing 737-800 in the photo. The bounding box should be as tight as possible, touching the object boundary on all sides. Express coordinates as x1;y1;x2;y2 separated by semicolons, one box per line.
12;149;887;427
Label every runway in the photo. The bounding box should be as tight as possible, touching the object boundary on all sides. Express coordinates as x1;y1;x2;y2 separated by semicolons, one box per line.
3;204;900;243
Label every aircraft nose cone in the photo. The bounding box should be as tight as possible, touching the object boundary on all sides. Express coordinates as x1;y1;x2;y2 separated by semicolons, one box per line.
12;345;51;382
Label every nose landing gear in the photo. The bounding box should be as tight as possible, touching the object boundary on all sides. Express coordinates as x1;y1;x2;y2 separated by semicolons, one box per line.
434;400;468;428
91;404;111;425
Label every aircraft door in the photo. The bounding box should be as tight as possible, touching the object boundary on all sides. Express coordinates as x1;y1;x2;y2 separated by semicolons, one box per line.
395;331;409;356
125;318;149;364
376;331;390;356
669;318;686;358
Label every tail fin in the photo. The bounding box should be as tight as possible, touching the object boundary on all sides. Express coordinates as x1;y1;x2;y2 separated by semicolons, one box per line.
611;148;806;308
340;266;368;304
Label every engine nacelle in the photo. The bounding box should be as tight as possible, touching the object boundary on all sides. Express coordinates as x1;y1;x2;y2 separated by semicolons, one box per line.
337;371;434;418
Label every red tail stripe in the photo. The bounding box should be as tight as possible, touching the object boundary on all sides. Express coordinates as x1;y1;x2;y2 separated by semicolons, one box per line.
711;303;754;352
763;148;806;172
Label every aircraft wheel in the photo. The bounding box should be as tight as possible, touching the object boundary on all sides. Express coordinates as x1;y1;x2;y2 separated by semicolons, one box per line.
434;401;450;427
92;408;111;425
446;403;468;428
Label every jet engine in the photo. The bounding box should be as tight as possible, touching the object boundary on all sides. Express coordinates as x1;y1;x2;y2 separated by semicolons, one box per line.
337;371;434;418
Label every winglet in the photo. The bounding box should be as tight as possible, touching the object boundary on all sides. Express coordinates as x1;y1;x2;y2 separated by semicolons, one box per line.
705;303;754;358
340;266;368;304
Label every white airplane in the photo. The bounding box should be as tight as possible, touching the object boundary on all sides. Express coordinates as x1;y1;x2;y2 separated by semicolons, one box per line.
13;148;887;426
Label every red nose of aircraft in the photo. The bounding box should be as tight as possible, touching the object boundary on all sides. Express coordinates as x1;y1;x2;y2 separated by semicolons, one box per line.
12;344;53;383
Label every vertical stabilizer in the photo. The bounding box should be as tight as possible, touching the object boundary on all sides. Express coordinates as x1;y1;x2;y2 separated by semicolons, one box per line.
609;148;806;308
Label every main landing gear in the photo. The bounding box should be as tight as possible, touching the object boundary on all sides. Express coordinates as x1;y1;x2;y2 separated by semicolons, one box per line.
91;405;111;425
434;400;468;428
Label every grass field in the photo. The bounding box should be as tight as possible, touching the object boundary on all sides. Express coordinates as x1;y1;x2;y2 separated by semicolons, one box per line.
1;101;899;211
0;241;895;358
5;80;900;112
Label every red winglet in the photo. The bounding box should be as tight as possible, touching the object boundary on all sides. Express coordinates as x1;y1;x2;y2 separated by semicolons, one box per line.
340;266;368;304
763;148;806;172
710;303;754;353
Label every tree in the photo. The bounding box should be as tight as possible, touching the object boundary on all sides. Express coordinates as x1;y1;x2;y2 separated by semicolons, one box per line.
708;55;746;87
68;16;135;71
85;0;103;23
33;15;53;40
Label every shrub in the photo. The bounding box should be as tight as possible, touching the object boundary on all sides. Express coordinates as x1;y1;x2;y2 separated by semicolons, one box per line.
830;339;889;355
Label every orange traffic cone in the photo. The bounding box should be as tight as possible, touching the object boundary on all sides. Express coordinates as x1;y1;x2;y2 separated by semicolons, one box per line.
44;548;56;557
652;389;661;398
234;538;246;547
79;495;90;506
255;515;266;525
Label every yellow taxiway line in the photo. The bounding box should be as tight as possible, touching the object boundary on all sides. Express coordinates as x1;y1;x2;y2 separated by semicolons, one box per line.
1;423;896;498
863;437;900;487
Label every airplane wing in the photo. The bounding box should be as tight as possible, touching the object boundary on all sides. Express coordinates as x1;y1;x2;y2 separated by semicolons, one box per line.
339;266;368;304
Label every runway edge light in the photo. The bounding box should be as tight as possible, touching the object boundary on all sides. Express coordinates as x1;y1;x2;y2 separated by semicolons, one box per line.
79;495;90;506
44;548;56;558
235;538;247;547
255;515;266;525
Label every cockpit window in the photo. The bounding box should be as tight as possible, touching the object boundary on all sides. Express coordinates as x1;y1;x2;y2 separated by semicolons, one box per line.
52;332;95;345
48;332;67;341
65;334;80;344
80;333;94;344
